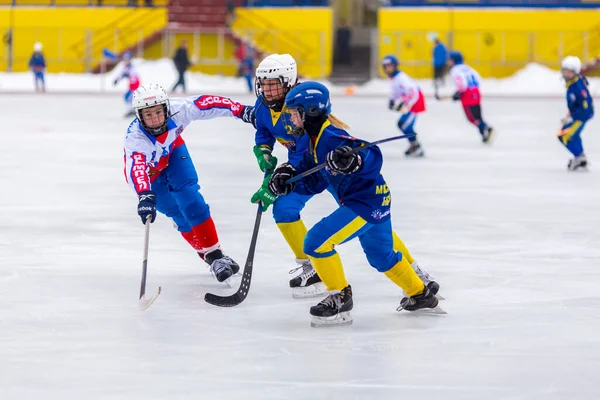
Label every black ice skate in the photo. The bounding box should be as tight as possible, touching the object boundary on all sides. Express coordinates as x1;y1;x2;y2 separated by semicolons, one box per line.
289;259;326;299
482;126;495;143
205;249;240;284
404;142;425;158
398;286;446;315
568;155;588;171
310;285;353;327
401;260;443;300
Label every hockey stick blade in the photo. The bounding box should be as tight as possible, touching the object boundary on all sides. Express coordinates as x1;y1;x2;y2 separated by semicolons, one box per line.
139;286;162;311
204;205;262;307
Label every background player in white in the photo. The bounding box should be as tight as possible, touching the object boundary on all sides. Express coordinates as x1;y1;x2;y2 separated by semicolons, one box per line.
124;84;256;282
113;52;140;118
381;55;427;157
445;51;494;143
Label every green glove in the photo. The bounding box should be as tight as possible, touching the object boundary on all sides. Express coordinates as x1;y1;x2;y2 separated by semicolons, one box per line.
253;145;278;172
250;174;277;212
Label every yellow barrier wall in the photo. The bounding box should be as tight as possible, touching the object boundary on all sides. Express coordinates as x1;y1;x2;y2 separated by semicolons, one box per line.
231;7;332;78
379;8;600;78
0;8;167;72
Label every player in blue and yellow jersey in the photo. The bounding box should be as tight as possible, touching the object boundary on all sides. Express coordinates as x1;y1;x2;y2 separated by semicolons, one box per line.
558;56;594;171
266;82;443;327
249;55;439;300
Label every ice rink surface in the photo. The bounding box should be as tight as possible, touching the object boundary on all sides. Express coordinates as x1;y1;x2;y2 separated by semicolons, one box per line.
1;93;599;400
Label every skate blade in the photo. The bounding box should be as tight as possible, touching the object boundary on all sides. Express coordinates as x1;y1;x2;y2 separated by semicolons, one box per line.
397;304;447;315
292;282;327;299
403;291;445;301
311;311;353;328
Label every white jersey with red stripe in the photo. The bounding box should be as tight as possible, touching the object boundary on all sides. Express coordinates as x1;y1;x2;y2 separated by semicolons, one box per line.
450;63;483;106
116;62;141;91
124;95;245;194
389;70;425;113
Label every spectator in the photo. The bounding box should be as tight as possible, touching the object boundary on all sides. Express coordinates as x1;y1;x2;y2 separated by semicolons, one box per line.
29;42;46;93
225;1;236;27
172;40;191;93
432;33;448;97
334;19;351;65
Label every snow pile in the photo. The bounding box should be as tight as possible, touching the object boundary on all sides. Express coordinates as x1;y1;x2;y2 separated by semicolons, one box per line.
0;58;598;97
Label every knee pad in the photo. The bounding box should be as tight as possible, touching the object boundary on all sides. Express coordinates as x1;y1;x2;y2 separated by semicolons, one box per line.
272;198;302;224
179;192;211;226
303;229;336;259
365;250;402;273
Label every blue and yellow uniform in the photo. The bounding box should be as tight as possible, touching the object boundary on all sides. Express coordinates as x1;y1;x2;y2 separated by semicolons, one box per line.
253;95;417;266
253;95;316;259
559;75;594;157
290;120;425;296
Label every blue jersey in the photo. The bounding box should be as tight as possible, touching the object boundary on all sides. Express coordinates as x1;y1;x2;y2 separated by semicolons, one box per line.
294;121;391;224
566;75;594;122
254;96;307;167
433;42;447;67
29;53;46;70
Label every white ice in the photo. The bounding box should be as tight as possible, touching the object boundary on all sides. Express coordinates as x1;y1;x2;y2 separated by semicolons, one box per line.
1;93;599;400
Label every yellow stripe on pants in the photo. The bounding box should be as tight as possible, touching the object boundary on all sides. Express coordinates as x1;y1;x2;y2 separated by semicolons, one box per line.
309;216;367;291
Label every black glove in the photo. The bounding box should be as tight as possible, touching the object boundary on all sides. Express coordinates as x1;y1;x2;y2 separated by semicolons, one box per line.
241;105;256;128
137;191;156;224
113;79;119;86
326;146;363;175
451;91;461;101
268;163;297;196
388;99;395;110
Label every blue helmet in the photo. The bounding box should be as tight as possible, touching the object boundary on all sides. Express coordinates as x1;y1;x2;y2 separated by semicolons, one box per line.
381;54;399;68
448;51;463;65
285;81;331;118
381;55;399;77
284;81;331;136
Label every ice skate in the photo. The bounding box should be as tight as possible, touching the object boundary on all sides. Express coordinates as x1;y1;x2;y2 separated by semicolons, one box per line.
310;285;353;327
482;126;495;144
404;142;425;158
568;155;588;171
397;286;446;315
205;249;240;285
289;259;326;299
401;260;444;300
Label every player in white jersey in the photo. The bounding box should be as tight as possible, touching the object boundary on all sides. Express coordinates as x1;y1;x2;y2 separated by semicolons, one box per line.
445;51;494;143
382;55;427;157
123;84;256;282
113;52;141;118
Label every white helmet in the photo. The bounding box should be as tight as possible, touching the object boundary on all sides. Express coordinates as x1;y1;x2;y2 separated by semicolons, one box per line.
132;84;171;135
33;42;43;52
561;56;582;74
255;53;298;108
